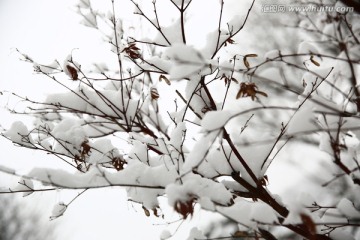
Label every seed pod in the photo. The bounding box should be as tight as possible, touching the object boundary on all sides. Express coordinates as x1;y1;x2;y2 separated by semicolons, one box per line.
310;55;320;66
142;206;150;217
150;87;159;100
159;74;171;85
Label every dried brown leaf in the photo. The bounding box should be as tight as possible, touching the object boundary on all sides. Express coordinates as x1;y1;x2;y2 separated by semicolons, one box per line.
300;213;316;236
66;65;78;80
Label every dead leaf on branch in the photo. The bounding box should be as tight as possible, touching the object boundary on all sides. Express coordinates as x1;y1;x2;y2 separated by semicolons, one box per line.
66;65;78;80
300;213;317;237
224;38;235;46
112;156;126;171
122;43;141;59
74;140;91;171
236;82;268;101
220;74;238;86
152;208;163;218
174;196;196;219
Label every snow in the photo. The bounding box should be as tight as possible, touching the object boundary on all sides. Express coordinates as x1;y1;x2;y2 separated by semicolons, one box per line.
286;104;316;135
187;228;205;240
202;30;220;58
329;229;355;240
238;142;275;180
80;12;97;28
264;49;280;60
160;230;171;240
51;118;87;156
169;122;186;150
33;60;58;74
77;0;90;8
128;140;149;164
51;202;67;219
88;138;122;164
153;18;183;45
182;130;220;172
201;110;233;131
217;198;278;229
45;91;87;112
172;0;191;6
12;178;34;197
196;146;234;178
165;43;206;80
227;15;245;34
4;121;35;148
337;198;360;219
215;59;235;79
298;41;320;54
166;174;233;208
144;56;172;73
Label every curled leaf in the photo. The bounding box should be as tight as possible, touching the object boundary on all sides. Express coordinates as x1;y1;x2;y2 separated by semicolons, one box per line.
244;54;258;58
243;54;257;69
243;58;250;69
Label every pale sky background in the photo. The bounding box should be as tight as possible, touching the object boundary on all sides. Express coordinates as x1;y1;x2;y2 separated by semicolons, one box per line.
0;1;307;239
